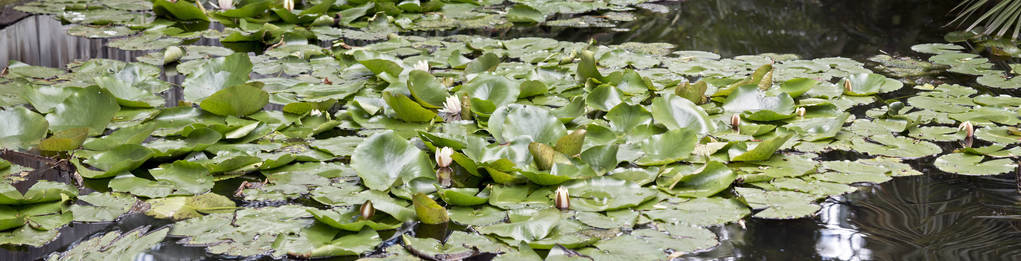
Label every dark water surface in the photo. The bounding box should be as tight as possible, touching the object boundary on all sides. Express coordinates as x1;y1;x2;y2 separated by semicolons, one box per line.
3;0;1021;260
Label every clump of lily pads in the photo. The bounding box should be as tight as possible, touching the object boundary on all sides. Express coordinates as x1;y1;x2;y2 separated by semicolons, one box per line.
2;27;1019;259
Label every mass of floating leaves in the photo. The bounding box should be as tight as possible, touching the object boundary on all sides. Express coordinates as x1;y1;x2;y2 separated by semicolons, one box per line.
1;0;1020;260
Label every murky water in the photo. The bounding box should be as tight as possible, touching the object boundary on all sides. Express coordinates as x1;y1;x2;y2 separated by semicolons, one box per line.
3;0;1021;260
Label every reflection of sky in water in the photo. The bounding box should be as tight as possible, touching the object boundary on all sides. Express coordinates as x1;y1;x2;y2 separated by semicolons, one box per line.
817;198;871;261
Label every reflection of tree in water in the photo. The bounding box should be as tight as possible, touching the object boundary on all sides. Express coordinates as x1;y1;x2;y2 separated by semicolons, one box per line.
842;174;1021;260
549;0;960;58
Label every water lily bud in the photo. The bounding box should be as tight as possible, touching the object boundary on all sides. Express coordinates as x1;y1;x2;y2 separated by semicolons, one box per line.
554;186;570;210
435;147;454;168
359;200;375;220
283;0;294;11
796;107;806;118
959;121;974;138
218;0;233;10
163;46;184;65
843;79;853;93
731;114;741;132
311;15;334;26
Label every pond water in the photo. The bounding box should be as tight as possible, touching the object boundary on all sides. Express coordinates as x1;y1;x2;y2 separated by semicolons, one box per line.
2;0;1021;260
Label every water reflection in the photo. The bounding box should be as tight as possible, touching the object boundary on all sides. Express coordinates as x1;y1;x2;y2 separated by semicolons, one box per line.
585;0;959;59
0;16;147;69
817;198;871;260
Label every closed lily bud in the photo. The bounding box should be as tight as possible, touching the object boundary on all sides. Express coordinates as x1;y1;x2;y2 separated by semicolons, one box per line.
435;147;454;168
359;200;375;220
163;46;184;65
218;0;233;10
283;0;294;11
959;121;974;138
796;107;806;118
731;114;741;132
554;186;570;210
843;79;853;92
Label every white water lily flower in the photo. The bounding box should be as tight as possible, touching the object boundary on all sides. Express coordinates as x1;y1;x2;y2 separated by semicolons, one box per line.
283;0;294;11
435;147;454;168
218;0;233;10
310;109;323;117
413;60;430;73
440;95;462;116
554;186;570;210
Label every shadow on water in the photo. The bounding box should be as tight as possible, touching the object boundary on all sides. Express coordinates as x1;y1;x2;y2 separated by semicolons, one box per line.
3;0;1021;260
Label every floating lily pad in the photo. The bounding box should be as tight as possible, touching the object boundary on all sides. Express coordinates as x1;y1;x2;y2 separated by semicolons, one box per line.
46;226;168;260
736;187;821;219
934;153;1017;176
563;177;657;212
0;107;49;149
351;131;434;191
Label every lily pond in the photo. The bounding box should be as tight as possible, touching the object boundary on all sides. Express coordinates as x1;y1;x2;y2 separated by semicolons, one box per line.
1;0;1021;260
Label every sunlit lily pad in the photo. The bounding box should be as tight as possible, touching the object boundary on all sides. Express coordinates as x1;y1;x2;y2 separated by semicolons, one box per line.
562;177;657;212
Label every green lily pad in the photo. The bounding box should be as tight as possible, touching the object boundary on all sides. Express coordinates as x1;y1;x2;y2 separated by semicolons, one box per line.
70;192;136;222
722;85;795;121
407;70;448;108
145;193;235;220
351;131;435;191
850;135;941;158
728;132;795;162
84;144;153;178
0;107;49;149
477;208;560;242
437;187;490;206
0;180;77;205
658;161;736;197
841;73;902;96
45;86;120;136
975;126;1021;144
584;225;718;260
934;153;1017;176
643;197;750;226
182;53;253;103
736;187;821;219
307;207;402;231
199;83;269;117
153;0;208;21
635;129;697;166
488;104;566;145
148;161;215;195
413;193;449;224
563;177;657;212
650;94;716;135
383;91;439;123
47;226;169;260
